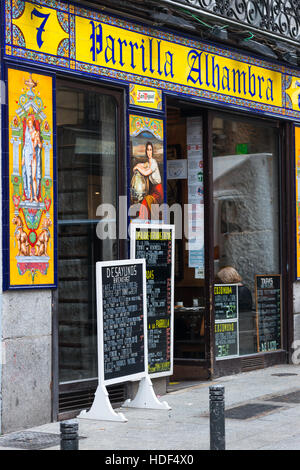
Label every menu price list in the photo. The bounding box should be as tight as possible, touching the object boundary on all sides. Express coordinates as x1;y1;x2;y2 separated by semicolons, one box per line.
215;321;238;358
102;263;145;382
148;317;171;374
256;275;281;352
214;285;238;321
135;228;173;375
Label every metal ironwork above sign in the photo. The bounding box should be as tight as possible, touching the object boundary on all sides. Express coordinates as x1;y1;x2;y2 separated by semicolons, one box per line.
162;0;300;44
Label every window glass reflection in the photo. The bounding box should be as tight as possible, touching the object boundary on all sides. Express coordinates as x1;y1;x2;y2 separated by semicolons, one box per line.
213;117;281;356
57;86;118;382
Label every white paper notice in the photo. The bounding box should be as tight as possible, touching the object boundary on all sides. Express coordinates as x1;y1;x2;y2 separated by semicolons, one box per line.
187;117;204;276
167;159;187;179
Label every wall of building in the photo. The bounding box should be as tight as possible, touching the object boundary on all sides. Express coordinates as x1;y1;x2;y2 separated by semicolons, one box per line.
0;51;55;432
1;289;52;433
0;55;53;433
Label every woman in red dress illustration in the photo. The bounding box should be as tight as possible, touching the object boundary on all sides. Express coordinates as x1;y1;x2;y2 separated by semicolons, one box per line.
133;141;163;219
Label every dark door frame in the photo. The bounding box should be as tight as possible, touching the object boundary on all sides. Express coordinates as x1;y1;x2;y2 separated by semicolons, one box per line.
203;109;215;378
165;99;215;379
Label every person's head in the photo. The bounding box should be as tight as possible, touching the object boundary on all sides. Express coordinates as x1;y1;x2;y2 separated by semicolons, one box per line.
27;116;34;129
215;266;242;284
145;141;153;160
26;114;35;129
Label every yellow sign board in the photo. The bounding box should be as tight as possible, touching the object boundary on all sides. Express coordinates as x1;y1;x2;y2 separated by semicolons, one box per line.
4;0;300;117
129;84;162;110
8;68;55;288
76;16;282;108
12;2;68;56
285;77;300;112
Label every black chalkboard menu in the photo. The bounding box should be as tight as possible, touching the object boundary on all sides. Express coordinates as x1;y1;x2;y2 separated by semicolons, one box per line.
214;284;238;320
255;275;281;352
130;224;174;378
214;284;239;359
215;321;238;358
96;259;147;385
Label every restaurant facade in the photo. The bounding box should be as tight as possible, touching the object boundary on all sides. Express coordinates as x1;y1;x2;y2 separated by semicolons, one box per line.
1;0;300;432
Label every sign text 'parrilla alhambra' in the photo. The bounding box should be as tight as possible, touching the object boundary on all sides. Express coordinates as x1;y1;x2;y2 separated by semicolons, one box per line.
76;17;281;107
8;1;283;110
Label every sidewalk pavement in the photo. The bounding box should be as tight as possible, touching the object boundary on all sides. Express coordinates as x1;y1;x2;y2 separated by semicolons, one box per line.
1;363;300;451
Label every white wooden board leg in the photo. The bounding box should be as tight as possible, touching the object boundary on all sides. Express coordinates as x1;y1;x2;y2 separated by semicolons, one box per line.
78;384;128;422
122;376;171;410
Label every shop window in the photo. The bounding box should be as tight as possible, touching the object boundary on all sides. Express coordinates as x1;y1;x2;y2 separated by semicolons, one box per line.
57;83;119;383
213;116;281;356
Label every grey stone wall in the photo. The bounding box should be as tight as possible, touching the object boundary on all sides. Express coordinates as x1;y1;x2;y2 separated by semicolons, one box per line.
1;290;52;433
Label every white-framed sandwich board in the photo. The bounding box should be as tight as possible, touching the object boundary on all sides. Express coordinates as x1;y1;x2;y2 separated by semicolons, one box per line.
79;258;170;422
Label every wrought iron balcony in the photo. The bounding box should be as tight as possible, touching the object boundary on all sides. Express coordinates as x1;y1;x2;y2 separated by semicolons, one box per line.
81;0;300;44
161;0;300;44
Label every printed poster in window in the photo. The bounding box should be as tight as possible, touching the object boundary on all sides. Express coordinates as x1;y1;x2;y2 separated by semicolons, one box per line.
7;68;55;288
187;116;204;277
129;115;164;221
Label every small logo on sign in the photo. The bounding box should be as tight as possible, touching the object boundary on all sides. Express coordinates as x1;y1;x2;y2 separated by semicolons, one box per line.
137;90;156;104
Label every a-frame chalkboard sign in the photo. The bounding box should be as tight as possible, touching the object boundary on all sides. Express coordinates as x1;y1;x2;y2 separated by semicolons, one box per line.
79;258;170;422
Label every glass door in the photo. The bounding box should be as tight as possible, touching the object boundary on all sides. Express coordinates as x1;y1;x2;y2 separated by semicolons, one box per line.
166;100;211;381
55;81;123;410
212;113;282;361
